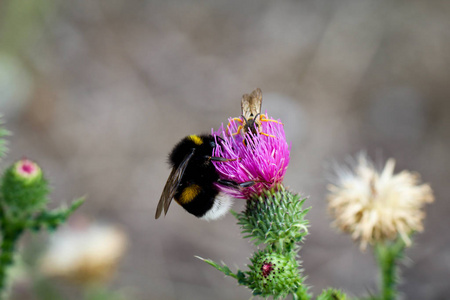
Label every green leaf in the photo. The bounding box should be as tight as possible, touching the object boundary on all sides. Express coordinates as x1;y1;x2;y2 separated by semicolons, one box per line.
29;197;85;231
194;256;243;281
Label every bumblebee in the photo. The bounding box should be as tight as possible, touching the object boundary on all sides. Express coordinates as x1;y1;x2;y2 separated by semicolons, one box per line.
227;88;281;139
155;134;255;220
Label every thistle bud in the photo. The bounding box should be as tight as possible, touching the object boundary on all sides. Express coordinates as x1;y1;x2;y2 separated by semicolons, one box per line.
239;187;309;251
247;251;303;299
12;159;43;185
1;158;49;215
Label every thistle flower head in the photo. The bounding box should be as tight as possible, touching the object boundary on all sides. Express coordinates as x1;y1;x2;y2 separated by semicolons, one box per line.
327;154;434;249
212;113;290;199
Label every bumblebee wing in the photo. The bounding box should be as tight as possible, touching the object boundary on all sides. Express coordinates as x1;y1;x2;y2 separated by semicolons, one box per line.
155;150;194;219
242;88;262;120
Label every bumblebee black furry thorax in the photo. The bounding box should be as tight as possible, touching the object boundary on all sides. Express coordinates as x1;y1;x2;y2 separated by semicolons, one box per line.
156;134;248;220
169;135;219;177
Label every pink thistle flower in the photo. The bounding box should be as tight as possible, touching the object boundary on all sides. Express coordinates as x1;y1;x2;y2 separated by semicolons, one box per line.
212;112;290;199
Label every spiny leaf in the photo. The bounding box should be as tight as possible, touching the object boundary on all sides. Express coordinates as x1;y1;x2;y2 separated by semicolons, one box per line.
29;197;85;231
195;256;242;281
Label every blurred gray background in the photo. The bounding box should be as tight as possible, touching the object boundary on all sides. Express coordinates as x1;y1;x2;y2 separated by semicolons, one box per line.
1;0;449;299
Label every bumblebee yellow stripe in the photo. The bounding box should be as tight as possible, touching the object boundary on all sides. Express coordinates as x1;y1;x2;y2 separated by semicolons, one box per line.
178;184;202;204
188;135;203;145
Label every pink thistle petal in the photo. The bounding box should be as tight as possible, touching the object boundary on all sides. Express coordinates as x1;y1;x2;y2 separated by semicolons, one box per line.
21;162;35;174
212;112;290;199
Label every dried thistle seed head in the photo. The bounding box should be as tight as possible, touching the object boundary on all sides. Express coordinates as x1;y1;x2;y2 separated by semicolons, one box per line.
327;154;434;249
40;219;127;285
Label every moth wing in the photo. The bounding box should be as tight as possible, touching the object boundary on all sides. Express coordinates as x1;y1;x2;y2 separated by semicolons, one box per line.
155;150;194;219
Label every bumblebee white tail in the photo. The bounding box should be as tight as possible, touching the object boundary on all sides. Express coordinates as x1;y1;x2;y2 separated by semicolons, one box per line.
200;192;234;221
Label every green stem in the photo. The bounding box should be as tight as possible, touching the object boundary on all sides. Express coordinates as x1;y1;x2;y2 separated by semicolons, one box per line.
0;227;21;298
374;239;405;300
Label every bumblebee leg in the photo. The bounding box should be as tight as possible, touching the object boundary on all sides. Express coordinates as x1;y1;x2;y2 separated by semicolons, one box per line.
216;136;226;143
208;156;238;162
217;179;259;188
238;181;256;188
239;179;269;187
217;179;240;187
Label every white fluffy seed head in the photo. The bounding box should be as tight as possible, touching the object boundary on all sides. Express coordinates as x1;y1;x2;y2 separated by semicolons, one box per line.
327;154;434;250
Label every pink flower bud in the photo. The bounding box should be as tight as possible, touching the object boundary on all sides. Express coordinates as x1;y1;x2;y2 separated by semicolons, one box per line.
13;158;42;183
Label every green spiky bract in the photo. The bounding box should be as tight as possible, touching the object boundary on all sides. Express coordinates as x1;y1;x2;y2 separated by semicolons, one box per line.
235;185;309;254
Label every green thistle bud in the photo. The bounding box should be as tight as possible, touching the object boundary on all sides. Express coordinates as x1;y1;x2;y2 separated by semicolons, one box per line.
236;186;309;252
247;251;303;299
1;159;49;215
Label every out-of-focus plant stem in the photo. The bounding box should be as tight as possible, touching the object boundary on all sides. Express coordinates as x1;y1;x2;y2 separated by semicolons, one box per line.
0;226;21;298
374;238;406;300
